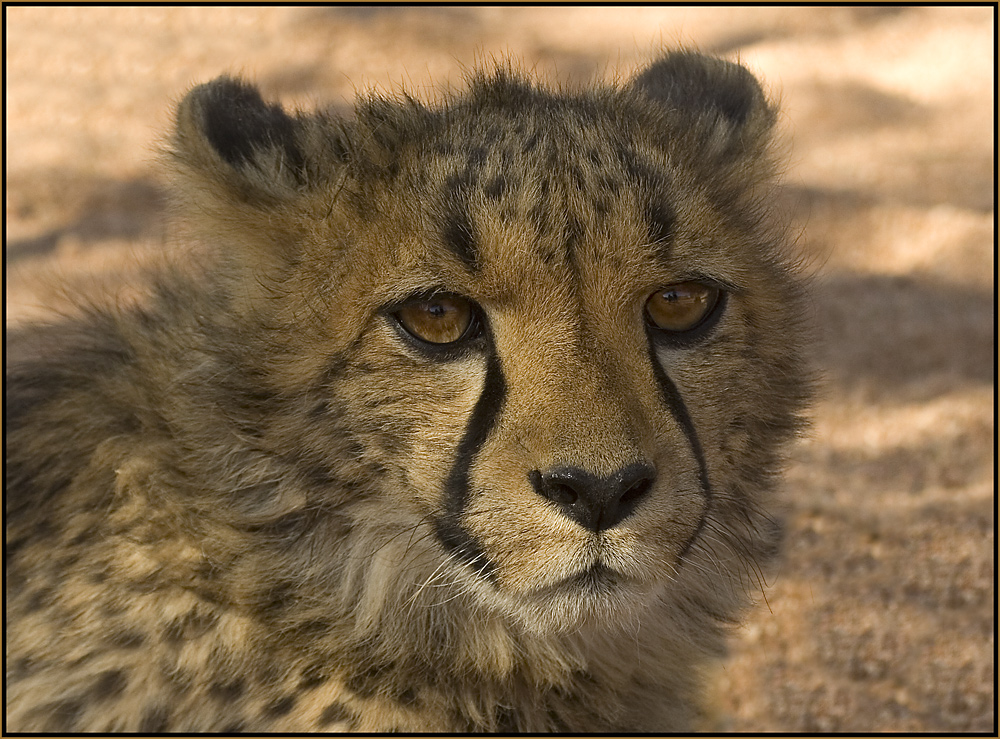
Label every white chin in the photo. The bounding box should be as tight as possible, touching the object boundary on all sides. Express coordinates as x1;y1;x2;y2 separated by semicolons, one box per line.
496;570;659;635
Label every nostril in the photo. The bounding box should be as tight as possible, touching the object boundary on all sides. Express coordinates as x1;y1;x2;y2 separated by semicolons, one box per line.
529;469;579;506
546;482;578;506
620;477;652;506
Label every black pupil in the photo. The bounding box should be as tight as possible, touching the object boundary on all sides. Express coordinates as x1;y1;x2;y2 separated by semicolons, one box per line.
428;303;447;318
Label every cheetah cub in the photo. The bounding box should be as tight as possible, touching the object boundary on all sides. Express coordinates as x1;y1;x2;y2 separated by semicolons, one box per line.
6;53;809;732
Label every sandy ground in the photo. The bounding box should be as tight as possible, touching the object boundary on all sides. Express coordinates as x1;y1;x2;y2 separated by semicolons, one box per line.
5;7;995;732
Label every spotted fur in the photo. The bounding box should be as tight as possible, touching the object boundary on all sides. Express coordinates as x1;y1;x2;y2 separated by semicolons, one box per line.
5;53;809;731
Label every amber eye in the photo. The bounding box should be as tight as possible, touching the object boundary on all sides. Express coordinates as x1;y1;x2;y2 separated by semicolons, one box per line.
394;294;476;345
644;282;721;333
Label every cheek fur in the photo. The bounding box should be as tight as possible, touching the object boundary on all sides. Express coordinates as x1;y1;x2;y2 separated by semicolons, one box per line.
404;360;488;506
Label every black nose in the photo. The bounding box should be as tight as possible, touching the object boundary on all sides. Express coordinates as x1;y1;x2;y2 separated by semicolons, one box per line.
529;462;656;532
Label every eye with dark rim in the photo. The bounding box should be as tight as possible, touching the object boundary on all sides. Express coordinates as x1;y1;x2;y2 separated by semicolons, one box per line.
391;292;484;354
644;281;726;343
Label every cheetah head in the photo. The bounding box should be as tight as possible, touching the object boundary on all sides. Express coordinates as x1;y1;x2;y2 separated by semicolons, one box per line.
171;54;808;635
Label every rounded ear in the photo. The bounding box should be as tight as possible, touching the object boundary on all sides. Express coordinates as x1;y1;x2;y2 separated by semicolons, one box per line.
632;51;776;156
168;77;352;279
172;77;310;204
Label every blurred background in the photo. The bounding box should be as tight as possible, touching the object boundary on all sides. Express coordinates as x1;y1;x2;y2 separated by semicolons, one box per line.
5;7;994;731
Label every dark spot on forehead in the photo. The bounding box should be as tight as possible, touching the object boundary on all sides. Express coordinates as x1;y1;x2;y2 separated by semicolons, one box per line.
646;199;676;256
483;125;502;144
441;171;479;269
69;528;95;545
444;170;473;194
615;144;643;180
24;587;52;612
613;144;675;257
192;586;224;605
615;144;670;192
161;662;194;691
545;144;560;170
303;461;336;486
442;206;478;270
254;660;282;684
56;552;81;568
11;657;35;679
123;574;156;594
538;242;562;265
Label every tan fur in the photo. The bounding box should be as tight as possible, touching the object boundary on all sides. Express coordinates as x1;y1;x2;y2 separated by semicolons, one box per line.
5;53;810;731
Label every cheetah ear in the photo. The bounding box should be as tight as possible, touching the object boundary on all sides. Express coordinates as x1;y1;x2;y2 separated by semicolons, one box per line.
632;52;776;155
173;77;318;204
170;77;351;272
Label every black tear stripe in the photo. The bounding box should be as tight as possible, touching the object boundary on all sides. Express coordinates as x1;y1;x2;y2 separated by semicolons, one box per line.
646;336;712;561
434;350;507;580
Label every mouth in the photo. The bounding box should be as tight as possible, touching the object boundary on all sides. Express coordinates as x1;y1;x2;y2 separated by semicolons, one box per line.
462;552;656;633
501;560;655;633
529;561;632;600
566;562;623;591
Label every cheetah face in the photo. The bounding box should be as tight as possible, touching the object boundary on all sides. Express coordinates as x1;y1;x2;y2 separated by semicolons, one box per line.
376;267;724;631
173;55;807;633
332;169;740;632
